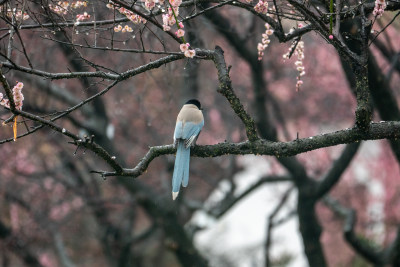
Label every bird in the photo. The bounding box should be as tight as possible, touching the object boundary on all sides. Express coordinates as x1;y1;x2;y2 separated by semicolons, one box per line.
172;99;204;200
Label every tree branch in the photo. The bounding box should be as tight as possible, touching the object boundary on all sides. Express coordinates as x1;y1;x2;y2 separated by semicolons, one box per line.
1;53;185;80
93;121;400;177
211;46;259;142
287;0;361;62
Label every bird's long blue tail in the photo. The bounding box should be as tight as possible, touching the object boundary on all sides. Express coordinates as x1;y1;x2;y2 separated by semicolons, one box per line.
172;141;191;197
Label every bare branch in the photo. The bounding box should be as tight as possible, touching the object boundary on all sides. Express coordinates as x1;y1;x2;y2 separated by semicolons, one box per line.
211;46;259;141
1;52;185;80
94;121;400;177
111;0;182;43
287;0;361;62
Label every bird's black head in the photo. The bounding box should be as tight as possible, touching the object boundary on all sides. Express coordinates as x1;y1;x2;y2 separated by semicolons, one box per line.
185;99;202;110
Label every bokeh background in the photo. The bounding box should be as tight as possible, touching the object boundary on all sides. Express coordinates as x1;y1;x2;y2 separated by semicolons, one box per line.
0;0;400;266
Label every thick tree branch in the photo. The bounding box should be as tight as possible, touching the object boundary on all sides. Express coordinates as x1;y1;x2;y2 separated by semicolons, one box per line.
298;196;327;266
204;9;277;140
341;48;400;163
1;53;185;80
2;47;259;178
94;121;400;177
7;108;124;173
211;46;259;141
353;63;371;107
204;7;310;190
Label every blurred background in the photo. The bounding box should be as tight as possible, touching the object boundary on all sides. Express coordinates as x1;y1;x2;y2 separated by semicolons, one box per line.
0;0;400;266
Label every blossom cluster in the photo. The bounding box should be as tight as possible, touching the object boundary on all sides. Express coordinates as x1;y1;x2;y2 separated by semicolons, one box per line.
373;0;386;18
76;12;90;22
2;8;30;21
144;0;158;10
162;0;182;32
71;1;87;8
114;24;133;33
161;0;195;58
180;43;195;58
0;82;24;110
254;2;277;60
282;37;306;91
176;26;185;37
257;23;274;60
49;1;87;15
162;7;177;31
106;2;146;24
294;41;305;91
254;0;269;14
145;0;156;10
49;1;69;14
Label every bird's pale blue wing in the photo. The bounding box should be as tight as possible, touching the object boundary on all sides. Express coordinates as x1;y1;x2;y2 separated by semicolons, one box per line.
174;121;184;140
182;121;204;147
